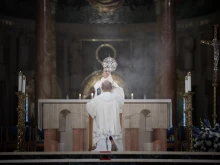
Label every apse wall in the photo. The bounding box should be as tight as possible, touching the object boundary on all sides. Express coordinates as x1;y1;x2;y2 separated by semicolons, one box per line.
55;22;157;100
0;12;219;126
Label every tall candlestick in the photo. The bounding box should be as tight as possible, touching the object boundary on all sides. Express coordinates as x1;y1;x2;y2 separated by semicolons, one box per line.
91;93;93;99
18;71;22;92
188;72;191;92
131;93;134;99
79;93;81;99
185;76;188;93
22;76;26;93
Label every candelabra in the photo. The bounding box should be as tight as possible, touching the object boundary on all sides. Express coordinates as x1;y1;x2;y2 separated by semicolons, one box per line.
184;92;194;151
15;92;26;151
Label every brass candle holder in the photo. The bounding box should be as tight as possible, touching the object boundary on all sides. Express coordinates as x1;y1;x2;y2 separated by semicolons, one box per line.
184;91;194;151
14;92;26;152
183;94;188;145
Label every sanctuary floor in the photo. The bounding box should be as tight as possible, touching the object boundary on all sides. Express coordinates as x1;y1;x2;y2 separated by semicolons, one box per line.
0;151;220;164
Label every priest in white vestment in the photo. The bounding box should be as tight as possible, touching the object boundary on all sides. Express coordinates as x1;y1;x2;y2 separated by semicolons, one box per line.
87;80;124;151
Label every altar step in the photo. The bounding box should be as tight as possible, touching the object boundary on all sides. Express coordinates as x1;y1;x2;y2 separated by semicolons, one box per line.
0;151;220;164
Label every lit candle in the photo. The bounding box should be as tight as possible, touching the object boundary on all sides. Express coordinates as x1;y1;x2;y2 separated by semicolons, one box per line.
22;75;26;93
91;93;94;99
79;93;81;99
131;93;134;99
18;71;22;92
185;76;188;93
187;72;191;92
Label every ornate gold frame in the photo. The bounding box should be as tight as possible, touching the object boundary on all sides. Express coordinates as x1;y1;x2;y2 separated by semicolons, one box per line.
95;43;116;64
88;0;124;15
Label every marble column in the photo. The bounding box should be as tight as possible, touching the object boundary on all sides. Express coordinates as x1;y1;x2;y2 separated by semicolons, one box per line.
72;128;85;151
156;0;176;126
153;128;167;151
154;0;161;96
124;128;139;151
35;0;52;126
51;1;57;99
44;129;58;151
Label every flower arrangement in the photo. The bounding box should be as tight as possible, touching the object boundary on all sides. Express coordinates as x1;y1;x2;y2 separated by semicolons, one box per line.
193;119;220;152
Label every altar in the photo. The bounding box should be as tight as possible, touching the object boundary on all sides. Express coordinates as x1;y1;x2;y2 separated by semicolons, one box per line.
38;99;172;152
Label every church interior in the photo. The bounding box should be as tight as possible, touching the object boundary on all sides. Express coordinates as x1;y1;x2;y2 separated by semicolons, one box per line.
0;0;220;164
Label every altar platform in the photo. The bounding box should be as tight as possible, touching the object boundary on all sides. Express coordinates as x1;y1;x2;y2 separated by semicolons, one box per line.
0;151;220;164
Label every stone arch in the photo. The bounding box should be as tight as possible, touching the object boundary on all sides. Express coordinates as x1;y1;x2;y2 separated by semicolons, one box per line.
140;109;151;131
58;109;72;151
139;109;152;151
59;109;71;132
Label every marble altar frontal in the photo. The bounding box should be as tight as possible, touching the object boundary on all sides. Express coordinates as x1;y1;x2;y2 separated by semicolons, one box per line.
38;99;172;151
